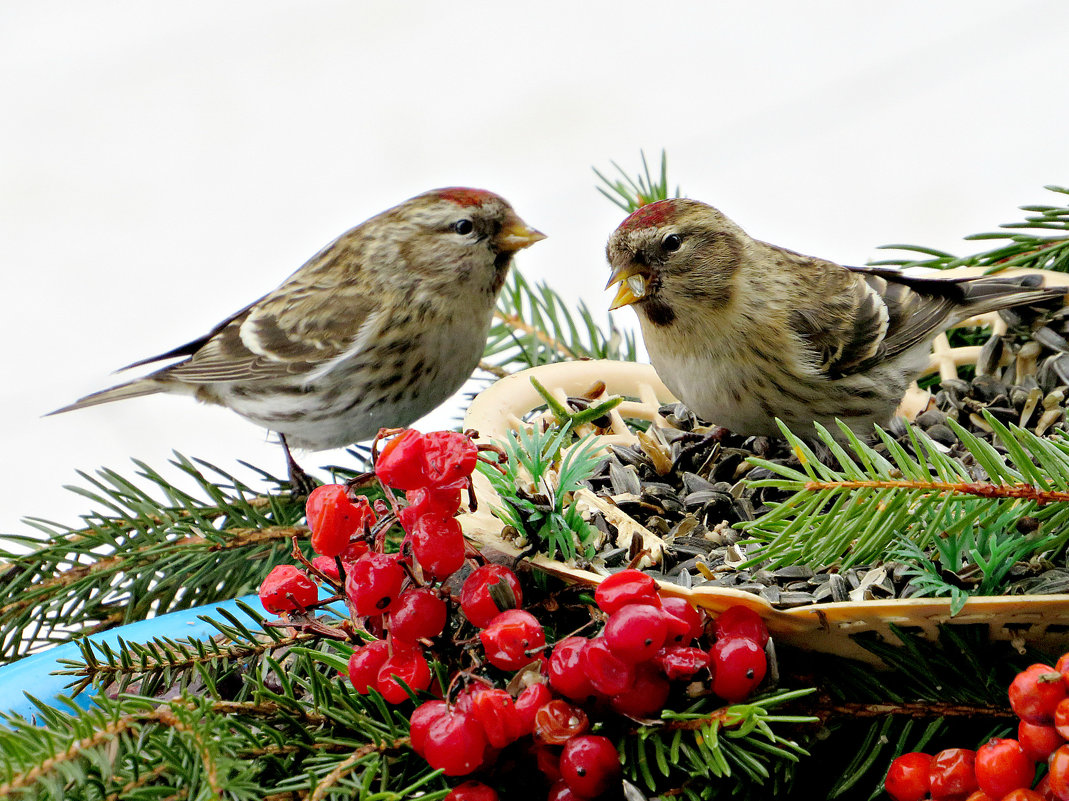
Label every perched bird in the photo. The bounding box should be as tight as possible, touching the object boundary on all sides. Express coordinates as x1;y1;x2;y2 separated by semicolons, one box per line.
52;188;544;485
606;198;1066;438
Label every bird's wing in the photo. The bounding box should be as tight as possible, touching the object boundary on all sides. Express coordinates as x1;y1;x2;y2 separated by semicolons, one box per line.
150;233;383;385
789;262;1061;379
786;261;896;379
158;287;381;384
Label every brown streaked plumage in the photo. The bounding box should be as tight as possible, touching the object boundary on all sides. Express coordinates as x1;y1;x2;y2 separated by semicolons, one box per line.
606;198;1066;438
52;188;544;460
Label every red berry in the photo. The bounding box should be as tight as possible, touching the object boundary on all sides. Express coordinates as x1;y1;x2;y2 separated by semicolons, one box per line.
410;513;466;581
376;429;429;490
604;604;669;663
479;609;546;672
422;708;488;776
345;552;404;616
1056;697;1069;741
1035;773;1059;801
548;636;598;702
306;485;374;557
533;743;562;783
533;698;589;745
312;545;372;582
999;790;1045;801
409;699;448;756
974;738;1033;799
654;644;711;680
390;588;448;643
546;781;582;801
610;662;671;719
1010;664;1067;725
469;688;526;748
258;564;317;613
452;682;481;715
594;569;660;614
460;564;522;628
884;752;932;801
376;645;432;704
341;540;371;562
580;636;636;695
1050;744;1069;801
710;637;767;702
1019;719;1065;761
444;781;499;801
311;555;341;581
1057;653;1069;689
422;431;479;486
559;735;622;799
928;748;978;799
347;639;390;693
661;596;706;644
514;682;553;734
406;484;464;517
714;605;770;649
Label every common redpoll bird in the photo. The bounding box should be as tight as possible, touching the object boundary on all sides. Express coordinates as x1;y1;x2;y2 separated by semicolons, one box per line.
52;188;544;483
606;198;1066;438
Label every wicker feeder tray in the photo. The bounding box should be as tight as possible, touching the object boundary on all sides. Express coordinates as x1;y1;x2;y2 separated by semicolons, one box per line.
457;267;1069;664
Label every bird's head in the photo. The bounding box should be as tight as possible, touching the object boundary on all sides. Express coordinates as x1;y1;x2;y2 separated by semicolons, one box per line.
605;199;746;327
394;188;545;285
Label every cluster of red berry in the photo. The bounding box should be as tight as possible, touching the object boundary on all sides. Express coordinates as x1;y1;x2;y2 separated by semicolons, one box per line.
410;567;770;800
885;654;1069;801
256;428;774;801
258;429;480;705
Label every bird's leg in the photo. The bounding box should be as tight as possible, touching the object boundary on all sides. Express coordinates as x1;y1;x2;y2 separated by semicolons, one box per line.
279;433;318;497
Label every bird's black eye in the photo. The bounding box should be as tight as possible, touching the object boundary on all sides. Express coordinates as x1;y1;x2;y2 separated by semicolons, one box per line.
662;233;682;253
452;219;474;235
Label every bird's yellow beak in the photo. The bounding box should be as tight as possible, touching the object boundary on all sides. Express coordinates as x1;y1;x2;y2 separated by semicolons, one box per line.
495;217;546;253
605;263;651;310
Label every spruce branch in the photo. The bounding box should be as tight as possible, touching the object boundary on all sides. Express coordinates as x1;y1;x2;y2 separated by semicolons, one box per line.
593;149;679;212
801;478;1069;505
483;270;637;376
0;455;310;662
55;601;321;698
739;412;1069;573
477;421;603;562
872;185;1069;274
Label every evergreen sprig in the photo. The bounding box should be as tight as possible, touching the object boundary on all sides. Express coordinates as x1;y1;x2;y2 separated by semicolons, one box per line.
632;688;816;799
872;185;1069;274
483;270;637;376
478;420;603;562
1;610;435;800
739;411;1069;573
593;149;679;213
0;455;308;664
54;599;313;698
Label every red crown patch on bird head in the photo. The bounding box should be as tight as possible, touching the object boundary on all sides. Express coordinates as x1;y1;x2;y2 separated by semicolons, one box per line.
436;187;496;207
618;199;676;232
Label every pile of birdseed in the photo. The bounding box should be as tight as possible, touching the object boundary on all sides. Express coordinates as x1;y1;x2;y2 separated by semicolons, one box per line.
571;305;1069;608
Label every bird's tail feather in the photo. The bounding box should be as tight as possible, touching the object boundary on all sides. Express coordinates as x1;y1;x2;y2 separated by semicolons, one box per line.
962;277;1068;318
47;379;164;416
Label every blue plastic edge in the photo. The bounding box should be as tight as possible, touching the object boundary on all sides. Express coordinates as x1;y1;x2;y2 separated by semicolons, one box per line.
0;593;268;722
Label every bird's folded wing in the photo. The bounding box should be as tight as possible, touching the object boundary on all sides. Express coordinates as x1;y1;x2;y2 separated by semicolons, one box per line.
787;261;974;379
787;263;891;378
160;289;380;384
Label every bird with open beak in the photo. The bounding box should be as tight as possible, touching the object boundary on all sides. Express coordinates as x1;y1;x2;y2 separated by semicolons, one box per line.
606;198;1065;438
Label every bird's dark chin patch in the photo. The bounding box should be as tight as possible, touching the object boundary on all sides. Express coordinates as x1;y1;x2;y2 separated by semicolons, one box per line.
491;252;512;292
642;297;676;327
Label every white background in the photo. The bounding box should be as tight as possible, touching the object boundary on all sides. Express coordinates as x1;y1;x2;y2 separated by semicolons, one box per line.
3;1;1069;537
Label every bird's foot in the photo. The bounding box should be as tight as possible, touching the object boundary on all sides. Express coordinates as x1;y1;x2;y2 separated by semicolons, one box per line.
279;434;319;498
